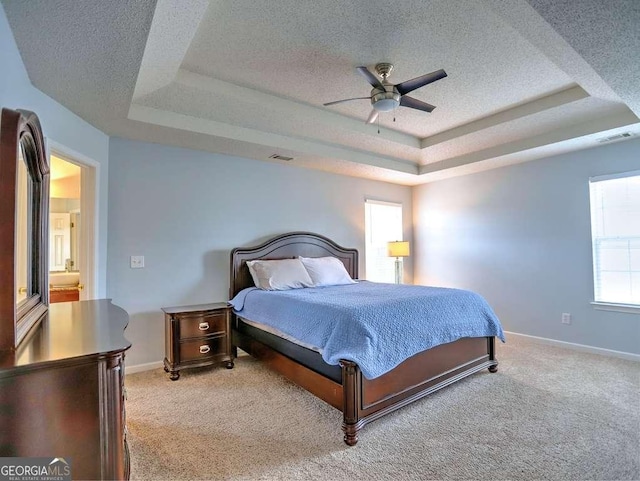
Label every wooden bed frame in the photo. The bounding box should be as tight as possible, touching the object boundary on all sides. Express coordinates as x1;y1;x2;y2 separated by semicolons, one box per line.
229;232;498;445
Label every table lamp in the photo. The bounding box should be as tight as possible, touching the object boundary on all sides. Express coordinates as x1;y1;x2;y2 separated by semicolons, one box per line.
387;241;410;284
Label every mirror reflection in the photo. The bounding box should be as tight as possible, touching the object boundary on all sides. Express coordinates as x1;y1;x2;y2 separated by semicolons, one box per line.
49;155;81;299
15;143;30;305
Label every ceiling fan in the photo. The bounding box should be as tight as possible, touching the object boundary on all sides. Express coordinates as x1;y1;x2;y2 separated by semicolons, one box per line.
323;63;447;124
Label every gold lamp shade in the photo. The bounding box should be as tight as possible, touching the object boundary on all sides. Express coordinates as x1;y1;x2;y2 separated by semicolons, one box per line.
387;241;410;258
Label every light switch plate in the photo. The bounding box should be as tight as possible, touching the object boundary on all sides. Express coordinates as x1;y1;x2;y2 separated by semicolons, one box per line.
130;255;144;269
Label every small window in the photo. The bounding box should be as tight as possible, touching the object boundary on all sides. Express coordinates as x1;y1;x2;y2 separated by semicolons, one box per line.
589;170;640;306
365;199;403;282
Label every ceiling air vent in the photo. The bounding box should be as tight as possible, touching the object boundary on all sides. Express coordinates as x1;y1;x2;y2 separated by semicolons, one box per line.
269;154;293;161
596;132;633;144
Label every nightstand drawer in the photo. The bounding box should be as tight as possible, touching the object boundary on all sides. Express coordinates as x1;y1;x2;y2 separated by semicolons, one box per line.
178;311;227;339
179;335;227;362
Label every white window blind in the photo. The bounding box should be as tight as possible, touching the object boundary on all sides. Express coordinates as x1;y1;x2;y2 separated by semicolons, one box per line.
589;170;640;306
365;200;403;282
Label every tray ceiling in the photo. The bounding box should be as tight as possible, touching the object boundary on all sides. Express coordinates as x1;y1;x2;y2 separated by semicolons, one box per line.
2;0;639;185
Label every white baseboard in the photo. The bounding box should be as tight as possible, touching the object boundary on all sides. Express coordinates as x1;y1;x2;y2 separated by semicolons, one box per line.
125;360;164;374
504;330;640;362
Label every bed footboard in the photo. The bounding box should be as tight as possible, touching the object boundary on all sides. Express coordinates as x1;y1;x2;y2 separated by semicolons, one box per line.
235;325;498;446
341;336;497;445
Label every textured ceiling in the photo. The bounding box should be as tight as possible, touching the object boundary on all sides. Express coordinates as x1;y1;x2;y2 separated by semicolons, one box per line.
2;0;639;185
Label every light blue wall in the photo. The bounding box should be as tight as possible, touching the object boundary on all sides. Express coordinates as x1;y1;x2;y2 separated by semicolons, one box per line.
414;138;640;355
107;138;413;366
0;4;110;296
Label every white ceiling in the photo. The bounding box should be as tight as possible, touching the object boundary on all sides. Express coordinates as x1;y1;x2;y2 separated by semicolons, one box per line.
3;0;639;185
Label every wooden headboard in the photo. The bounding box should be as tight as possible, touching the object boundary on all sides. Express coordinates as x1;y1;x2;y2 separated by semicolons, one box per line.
229;232;359;298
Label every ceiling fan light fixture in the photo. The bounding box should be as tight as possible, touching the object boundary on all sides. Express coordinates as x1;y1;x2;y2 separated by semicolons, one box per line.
371;90;401;112
373;98;399;112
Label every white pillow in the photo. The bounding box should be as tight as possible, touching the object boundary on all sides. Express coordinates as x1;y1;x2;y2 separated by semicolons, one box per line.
246;259;314;290
298;256;355;287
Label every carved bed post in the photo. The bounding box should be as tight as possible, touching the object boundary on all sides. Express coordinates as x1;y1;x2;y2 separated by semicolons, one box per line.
488;336;499;372
340;360;361;446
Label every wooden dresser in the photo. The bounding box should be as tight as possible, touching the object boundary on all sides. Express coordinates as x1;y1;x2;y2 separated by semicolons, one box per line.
0;299;131;480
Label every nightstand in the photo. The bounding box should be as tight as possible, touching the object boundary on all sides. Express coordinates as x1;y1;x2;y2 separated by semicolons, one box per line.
162;302;234;380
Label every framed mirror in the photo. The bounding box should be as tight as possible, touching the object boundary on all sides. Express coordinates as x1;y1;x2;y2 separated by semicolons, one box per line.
0;108;50;350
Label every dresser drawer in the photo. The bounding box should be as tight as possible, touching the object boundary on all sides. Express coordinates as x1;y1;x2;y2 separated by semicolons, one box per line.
179;335;227;362
178;310;227;339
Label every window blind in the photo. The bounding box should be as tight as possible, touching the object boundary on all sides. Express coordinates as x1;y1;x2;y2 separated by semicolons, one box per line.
589;171;640;305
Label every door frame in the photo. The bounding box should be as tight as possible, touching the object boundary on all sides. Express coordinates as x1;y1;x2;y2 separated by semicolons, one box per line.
46;139;99;301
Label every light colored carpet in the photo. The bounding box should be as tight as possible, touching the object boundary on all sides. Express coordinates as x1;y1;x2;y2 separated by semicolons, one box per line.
125;336;640;480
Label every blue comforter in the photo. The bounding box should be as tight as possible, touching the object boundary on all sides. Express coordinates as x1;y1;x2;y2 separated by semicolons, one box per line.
230;282;505;379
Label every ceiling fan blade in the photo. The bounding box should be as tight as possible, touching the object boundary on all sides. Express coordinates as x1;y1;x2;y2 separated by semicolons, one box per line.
356;66;385;90
323;97;370;106
395;69;447;95
366;109;379;124
400;96;436;113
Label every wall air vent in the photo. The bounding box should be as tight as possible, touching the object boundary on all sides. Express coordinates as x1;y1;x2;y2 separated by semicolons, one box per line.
596;132;633;144
269;154;294;161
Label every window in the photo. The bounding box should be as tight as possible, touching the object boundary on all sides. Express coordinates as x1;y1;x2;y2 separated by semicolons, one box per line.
589;170;640;306
365;200;403;282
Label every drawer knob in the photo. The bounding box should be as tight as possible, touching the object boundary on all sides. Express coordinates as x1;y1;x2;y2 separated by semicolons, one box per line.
199;345;211;354
198;322;209;331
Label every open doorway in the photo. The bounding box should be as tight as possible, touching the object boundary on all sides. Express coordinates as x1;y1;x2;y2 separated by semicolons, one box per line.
48;152;97;302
